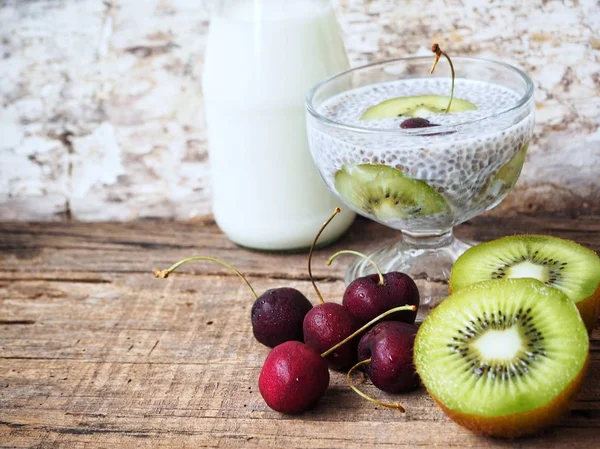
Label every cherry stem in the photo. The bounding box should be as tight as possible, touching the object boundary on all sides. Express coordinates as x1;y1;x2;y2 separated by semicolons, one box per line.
153;256;258;300
321;304;416;358
327;250;384;286
308;208;341;304
347;359;405;412
430;43;455;114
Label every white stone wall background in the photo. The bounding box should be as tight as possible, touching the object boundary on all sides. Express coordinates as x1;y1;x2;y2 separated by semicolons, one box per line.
0;0;598;221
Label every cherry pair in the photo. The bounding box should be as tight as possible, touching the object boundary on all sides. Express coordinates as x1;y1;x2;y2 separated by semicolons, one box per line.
303;208;419;371
259;303;417;413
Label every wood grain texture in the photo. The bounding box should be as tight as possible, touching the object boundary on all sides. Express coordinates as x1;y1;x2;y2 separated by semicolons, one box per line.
1;215;599;448
0;0;599;220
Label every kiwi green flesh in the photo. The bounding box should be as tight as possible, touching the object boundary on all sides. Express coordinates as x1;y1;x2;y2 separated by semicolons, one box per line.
334;164;450;219
360;95;477;120
450;235;600;305
495;143;528;186
477;142;529;200
414;279;589;417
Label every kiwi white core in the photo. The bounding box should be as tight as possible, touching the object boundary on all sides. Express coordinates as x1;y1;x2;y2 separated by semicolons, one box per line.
473;326;524;361
506;261;549;283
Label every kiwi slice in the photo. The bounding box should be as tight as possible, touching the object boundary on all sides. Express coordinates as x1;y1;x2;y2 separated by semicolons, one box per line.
415;279;589;438
360;95;477;120
495;142;528;187
334;164;450;219
475;142;529;201
450;235;600;331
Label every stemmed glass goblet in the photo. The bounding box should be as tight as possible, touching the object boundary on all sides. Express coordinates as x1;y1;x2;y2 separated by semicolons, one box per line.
306;56;535;321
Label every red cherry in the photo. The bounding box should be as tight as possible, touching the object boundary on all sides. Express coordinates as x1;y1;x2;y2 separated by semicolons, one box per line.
258;341;329;414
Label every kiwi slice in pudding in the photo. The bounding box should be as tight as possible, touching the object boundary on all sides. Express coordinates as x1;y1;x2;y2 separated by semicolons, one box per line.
450;235;600;331
334;164;450;219
361;44;477;121
495;142;528;188
475;143;529;201
360;95;477;120
415;279;589;438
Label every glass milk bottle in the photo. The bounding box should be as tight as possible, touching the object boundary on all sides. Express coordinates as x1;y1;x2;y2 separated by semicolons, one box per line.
202;0;355;251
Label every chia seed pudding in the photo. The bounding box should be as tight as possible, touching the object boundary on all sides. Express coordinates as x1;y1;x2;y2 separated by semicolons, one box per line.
307;77;535;232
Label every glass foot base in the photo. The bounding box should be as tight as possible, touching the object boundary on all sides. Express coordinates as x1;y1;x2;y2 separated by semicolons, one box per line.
344;231;473;323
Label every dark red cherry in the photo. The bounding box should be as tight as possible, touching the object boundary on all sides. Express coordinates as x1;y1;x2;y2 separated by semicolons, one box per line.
303;302;361;370
400;117;439;129
357;321;419;393
343;272;420;325
251;288;313;347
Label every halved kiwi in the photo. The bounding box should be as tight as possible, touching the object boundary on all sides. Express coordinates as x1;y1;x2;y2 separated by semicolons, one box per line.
450;235;600;331
334;164;450;219
360;95;477;120
415;279;589;438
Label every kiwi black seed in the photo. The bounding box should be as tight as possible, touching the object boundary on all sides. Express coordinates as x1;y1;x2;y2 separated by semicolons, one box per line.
334;164;449;220
489;252;565;284
447;306;547;379
360;95;477;120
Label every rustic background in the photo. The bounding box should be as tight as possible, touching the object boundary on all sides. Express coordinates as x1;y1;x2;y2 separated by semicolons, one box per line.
1;0;599;221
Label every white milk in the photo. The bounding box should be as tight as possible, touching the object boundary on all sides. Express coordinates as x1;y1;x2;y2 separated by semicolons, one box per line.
202;0;355;250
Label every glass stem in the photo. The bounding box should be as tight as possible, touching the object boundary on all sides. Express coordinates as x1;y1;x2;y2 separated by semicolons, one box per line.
402;228;454;249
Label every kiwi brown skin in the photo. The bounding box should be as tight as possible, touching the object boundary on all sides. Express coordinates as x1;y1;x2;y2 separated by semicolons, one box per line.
428;355;589;438
449;234;600;332
576;282;600;331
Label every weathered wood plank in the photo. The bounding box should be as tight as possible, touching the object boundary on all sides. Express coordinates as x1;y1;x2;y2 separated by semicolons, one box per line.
0;216;599;447
1;215;600;280
1;413;599;449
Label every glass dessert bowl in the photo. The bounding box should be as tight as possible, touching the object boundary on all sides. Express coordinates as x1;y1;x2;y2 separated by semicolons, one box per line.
306;54;535;321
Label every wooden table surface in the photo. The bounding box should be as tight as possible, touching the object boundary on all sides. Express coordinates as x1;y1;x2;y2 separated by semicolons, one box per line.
1;215;599;448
